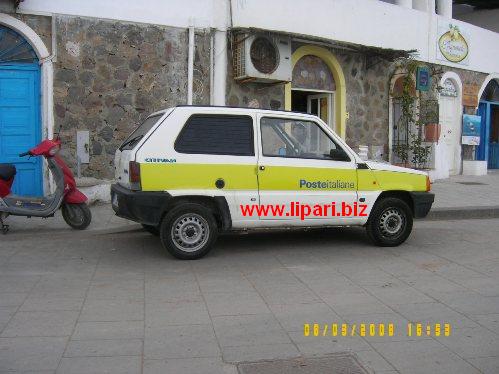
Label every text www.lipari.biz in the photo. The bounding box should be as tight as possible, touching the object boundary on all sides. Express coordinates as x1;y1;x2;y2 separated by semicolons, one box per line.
240;202;368;220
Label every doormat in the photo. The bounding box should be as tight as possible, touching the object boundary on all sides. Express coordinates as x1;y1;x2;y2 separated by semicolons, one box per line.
457;182;487;185
237;353;370;374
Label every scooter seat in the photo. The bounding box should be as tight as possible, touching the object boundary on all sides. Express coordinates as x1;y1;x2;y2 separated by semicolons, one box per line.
0;164;16;181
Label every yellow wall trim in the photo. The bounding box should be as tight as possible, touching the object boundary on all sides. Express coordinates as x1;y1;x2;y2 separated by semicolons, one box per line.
285;45;347;140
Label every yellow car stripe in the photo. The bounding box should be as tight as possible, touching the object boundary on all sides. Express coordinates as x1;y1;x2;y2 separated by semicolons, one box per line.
140;163;427;192
141;163;258;191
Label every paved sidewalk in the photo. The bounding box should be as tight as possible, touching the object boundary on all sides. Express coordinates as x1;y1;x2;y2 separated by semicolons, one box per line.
429;171;499;220
1;218;499;373
431;171;499;209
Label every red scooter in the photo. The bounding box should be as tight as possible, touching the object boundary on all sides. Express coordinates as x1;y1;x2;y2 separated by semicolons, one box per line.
0;138;91;233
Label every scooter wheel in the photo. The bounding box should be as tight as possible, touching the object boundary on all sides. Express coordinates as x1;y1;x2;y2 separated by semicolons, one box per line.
62;203;92;230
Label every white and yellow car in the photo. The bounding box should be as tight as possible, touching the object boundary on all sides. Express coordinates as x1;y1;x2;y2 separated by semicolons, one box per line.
111;106;434;259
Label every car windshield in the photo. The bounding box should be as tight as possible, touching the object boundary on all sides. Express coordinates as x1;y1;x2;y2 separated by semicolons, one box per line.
119;114;163;150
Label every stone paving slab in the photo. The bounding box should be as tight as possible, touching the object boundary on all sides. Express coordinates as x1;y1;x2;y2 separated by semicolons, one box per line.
1;218;499;373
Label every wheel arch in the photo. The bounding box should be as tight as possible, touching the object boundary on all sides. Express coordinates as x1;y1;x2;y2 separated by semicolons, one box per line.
373;190;415;216
162;195;232;231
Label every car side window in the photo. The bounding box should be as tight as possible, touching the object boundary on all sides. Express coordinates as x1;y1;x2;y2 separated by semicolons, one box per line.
175;114;254;156
260;117;349;161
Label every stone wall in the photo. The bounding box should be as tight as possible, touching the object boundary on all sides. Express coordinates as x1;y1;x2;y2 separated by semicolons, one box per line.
53;16;210;179
14;13;210;179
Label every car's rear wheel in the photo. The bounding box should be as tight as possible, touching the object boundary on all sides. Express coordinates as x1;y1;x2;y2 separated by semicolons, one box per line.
366;197;413;246
159;203;218;260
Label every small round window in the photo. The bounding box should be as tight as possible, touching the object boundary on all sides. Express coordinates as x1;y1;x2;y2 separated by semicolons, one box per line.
250;37;279;74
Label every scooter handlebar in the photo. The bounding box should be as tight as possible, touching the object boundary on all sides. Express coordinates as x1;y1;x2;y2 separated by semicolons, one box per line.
19;151;30;157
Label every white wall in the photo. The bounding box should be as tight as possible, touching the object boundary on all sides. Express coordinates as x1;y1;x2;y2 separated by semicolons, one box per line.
230;0;499;75
17;0;499;75
17;0;227;29
231;0;430;59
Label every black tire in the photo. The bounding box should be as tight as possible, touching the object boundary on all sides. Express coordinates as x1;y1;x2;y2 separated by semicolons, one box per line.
159;203;218;260
366;197;413;246
142;224;160;236
61;203;92;230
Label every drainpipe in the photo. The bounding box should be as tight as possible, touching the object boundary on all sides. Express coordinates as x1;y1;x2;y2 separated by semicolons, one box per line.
213;30;227;106
187;23;195;105
209;29;214;105
212;0;229;106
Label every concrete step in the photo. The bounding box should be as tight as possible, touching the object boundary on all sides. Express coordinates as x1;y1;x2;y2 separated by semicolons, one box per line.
427;206;499;220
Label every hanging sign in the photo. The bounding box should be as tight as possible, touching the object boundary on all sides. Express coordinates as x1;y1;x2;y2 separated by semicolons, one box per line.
437;22;469;65
462;114;481;145
416;67;430;91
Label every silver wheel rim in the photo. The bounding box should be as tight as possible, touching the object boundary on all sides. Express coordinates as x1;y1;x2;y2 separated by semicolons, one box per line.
379;208;404;237
171;213;209;252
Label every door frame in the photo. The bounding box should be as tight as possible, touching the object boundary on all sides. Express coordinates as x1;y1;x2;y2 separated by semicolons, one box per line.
0;63;43;195
306;92;335;129
476;100;499;168
291;88;336;130
438;72;463;176
439;94;461;175
0;14;54;195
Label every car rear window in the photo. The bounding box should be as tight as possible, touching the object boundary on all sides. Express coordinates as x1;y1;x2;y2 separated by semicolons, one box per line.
119;114;162;151
174;114;254;156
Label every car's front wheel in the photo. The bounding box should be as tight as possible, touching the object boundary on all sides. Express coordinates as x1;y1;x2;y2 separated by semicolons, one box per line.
366;197;413;246
159;203;218;260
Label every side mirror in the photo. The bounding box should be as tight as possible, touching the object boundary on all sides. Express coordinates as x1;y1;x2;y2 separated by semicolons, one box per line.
329;148;350;162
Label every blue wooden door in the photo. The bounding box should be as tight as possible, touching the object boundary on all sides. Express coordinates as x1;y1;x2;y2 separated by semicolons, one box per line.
0;64;42;196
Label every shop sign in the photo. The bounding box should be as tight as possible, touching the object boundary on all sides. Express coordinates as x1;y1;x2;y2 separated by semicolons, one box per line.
437;22;469;65
462;114;481;145
462;83;480;107
416;67;430;92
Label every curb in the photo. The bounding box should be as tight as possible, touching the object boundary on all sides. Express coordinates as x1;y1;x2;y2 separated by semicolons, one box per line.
426;206;499;221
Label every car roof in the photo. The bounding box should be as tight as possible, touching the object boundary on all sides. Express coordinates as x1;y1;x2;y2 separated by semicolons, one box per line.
148;105;317;119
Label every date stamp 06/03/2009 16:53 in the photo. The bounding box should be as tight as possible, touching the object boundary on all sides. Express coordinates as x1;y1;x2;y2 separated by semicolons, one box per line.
304;323;452;338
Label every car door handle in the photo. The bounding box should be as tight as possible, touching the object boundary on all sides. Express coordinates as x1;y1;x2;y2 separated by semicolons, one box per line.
259;166;265;171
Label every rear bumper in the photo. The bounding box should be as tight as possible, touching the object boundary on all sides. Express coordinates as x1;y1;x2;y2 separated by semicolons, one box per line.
111;184;171;226
410;192;435;218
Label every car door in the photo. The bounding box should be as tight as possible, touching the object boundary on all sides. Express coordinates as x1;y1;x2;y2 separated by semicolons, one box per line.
256;113;360;225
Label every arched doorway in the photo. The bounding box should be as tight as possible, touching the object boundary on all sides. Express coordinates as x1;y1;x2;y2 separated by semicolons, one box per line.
0;24;42;196
285;45;346;139
438;73;463;175
389;73;417;166
0;14;53;196
476;78;499;169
